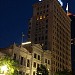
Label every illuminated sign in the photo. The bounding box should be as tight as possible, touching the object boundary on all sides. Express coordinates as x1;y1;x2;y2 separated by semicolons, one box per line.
58;0;63;6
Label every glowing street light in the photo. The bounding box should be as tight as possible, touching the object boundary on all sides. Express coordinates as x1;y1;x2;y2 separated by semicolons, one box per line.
0;65;8;75
1;65;8;73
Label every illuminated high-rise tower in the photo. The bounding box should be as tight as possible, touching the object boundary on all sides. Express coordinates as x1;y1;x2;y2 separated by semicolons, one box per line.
28;0;71;74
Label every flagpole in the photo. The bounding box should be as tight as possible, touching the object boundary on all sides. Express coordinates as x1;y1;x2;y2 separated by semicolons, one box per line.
66;3;69;15
22;32;24;43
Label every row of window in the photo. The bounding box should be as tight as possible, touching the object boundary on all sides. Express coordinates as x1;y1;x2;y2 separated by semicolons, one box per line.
53;15;70;34
35;35;48;41
52;38;70;51
52;61;70;71
34;53;40;60
54;4;70;28
13;54;30;67
33;62;40;68
36;13;48;20
33;59;50;69
53;53;71;64
14;53;50;66
36;4;49;11
45;59;50;65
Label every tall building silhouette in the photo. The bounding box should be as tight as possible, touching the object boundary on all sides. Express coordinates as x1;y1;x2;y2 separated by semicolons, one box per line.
69;14;75;75
28;0;71;74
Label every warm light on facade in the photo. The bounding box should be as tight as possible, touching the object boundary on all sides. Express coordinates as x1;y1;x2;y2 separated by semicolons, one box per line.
40;16;42;19
22;41;31;45
37;17;39;20
43;15;45;18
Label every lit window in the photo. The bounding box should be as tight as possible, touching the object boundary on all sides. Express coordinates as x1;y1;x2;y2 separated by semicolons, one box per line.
37;17;39;20
40;16;42;19
43;15;45;18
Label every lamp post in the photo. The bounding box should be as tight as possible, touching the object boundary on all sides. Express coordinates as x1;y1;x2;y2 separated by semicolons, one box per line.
0;65;8;75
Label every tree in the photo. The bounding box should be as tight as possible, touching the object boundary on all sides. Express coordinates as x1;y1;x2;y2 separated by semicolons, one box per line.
37;64;49;75
0;55;19;75
54;69;72;75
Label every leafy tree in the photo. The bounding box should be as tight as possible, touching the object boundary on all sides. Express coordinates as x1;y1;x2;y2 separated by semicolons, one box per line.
37;64;49;75
54;69;72;75
0;55;19;75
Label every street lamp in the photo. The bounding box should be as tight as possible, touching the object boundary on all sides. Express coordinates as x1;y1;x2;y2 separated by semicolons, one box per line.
0;65;8;75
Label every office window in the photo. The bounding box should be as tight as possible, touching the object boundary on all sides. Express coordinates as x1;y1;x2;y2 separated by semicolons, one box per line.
46;24;48;28
33;62;36;68
40;16;42;19
45;36;47;39
43;15;46;18
33;71;36;75
47;4;49;8
45;30;48;33
27;59;30;67
35;38;37;42
48;60;50;64
38;55;40;60
13;54;16;60
37;64;40;68
46;10;48;12
20;57;23;65
24;58;26;66
34;53;37;58
37;17;39;20
46;14;48;17
46;19;48;23
45;59;47;63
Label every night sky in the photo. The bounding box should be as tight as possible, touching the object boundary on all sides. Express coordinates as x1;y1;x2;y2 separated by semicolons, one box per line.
0;0;75;48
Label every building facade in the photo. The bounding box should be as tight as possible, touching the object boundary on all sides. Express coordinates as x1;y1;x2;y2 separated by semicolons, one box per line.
28;0;71;74
0;44;51;75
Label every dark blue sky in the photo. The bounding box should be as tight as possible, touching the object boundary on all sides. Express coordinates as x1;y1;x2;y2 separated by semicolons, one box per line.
0;0;75;48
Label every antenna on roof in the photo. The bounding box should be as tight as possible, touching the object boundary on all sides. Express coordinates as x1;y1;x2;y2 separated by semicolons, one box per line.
22;32;25;43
